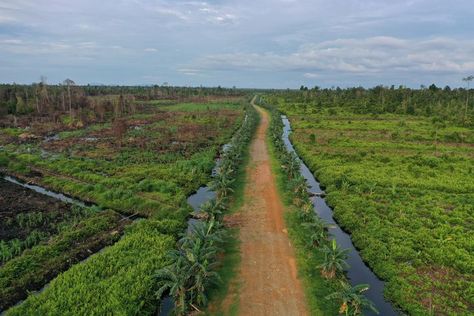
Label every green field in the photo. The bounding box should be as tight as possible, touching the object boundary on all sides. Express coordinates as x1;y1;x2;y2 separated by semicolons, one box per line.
0;95;246;313
265;91;473;315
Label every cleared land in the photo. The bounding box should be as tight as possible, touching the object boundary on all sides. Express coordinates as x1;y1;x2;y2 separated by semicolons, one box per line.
0;96;245;314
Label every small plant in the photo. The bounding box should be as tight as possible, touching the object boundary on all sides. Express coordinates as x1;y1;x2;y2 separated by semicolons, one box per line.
319;239;350;279
326;282;378;316
302;218;330;248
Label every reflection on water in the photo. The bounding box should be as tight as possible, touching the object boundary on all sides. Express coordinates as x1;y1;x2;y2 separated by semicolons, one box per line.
3;175;87;207
281;115;398;316
162;142;230;315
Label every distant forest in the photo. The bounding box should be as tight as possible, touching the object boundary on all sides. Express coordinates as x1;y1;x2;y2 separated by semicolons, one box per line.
276;84;474;126
1;81;473;127
0;81;246;126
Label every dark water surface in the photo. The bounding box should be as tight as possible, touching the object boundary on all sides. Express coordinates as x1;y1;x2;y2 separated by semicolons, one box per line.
3;175;88;207
281;115;398;316
160;144;230;315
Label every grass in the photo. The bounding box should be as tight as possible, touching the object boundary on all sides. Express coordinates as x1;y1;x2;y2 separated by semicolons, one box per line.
1;100;247;314
0;210;125;311
1;102;244;218
264;106;340;315
202;104;256;315
160;102;243;112
204;228;241;316
226;143;251;214
271;98;474;315
6;219;182;316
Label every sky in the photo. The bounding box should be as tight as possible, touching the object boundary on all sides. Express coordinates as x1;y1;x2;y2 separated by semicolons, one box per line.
0;0;473;88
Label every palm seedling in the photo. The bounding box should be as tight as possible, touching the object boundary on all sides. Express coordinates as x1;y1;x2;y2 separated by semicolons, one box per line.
188;250;221;307
291;175;308;206
0;240;13;263
156;257;192;315
200;199;225;221
211;173;234;199
298;202;315;222
302;218;331;248
9;238;22;256
319;239;350;279
181;231;221;307
184;219;225;248
326;281;378;316
156;231;221;315
286;153;301;179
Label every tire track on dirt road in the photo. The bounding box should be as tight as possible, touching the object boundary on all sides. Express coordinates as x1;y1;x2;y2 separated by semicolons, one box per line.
235;99;308;315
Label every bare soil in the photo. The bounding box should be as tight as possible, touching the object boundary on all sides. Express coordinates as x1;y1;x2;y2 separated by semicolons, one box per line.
0;178;71;241
231;104;308;315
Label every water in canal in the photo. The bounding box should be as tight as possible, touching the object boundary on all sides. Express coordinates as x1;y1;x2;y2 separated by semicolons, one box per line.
281;115;398;316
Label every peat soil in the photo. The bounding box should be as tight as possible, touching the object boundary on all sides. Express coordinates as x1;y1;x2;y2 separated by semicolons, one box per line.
0;178;72;241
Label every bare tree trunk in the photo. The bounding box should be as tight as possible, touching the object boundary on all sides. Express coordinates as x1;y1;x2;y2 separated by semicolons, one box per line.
465;84;470;123
62;92;66;111
67;85;72;118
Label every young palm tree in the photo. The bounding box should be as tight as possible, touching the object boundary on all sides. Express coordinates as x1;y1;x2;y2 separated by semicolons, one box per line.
182;233;221;307
157;230;222;314
298;201;317;219
184;219;225;247
302;218;330;248
156;253;192;315
287;154;301;179
291;175;308;206
188;253;221;306
326;282;378;316
211;173;234;199
281;152;300;179
319;239;349;279
200;199;225;221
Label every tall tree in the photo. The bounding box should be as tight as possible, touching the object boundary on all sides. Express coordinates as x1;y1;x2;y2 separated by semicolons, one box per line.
462;75;474;123
63;78;75;117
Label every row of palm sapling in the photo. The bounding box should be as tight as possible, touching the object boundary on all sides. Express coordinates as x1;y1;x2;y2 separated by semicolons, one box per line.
262;98;378;316
155;104;258;315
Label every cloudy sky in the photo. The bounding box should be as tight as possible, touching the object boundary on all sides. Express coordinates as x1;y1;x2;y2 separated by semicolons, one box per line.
0;0;473;88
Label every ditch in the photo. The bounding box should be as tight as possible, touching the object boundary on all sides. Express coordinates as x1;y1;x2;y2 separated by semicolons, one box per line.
281;115;399;316
158;142;231;316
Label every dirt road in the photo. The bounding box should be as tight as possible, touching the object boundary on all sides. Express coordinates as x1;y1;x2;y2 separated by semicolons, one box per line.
235;102;308;315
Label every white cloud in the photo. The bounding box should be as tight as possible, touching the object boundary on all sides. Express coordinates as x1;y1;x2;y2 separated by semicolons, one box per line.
304;73;320;78
144;48;158;52
193;36;474;75
0;0;473;86
177;68;200;76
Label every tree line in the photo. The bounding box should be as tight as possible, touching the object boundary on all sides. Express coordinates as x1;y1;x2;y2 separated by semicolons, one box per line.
0;80;246;124
282;83;474;126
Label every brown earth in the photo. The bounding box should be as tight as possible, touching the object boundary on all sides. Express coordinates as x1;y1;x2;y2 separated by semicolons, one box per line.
233;103;308;315
0;178;72;241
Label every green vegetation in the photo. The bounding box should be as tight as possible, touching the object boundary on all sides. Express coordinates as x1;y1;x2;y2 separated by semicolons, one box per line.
0;204;99;265
1;90;248;313
263;101;363;315
263;88;474;315
326;282;378;316
0;210;125;311
6;219;182;315
319;240;350;280
155;102;258;315
0;102;243;217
